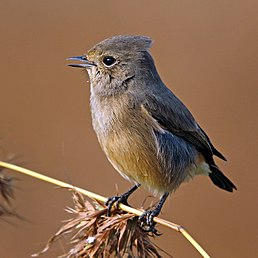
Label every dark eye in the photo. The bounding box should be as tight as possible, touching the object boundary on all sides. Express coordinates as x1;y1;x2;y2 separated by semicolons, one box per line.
103;56;116;66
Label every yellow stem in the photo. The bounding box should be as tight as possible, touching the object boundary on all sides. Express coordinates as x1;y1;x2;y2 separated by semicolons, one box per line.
0;161;210;258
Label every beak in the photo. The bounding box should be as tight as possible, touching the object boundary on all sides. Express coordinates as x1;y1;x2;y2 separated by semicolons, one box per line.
66;55;95;68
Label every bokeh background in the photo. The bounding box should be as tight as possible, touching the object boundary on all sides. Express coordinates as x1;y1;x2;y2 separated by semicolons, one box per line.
1;1;257;257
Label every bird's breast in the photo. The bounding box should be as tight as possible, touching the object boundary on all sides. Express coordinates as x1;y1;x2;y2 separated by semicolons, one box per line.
90;93;172;194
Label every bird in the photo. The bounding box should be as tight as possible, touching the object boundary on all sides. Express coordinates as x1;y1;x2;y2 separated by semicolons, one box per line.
67;35;236;233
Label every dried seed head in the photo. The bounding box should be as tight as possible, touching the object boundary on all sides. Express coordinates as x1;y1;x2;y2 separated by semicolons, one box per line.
0;153;19;219
33;189;172;258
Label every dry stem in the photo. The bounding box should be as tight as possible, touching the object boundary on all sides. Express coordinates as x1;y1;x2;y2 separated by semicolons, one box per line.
0;161;211;258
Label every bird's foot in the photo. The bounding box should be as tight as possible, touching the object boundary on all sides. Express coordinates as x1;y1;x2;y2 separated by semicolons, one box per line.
105;194;129;216
138;192;169;236
138;209;162;236
105;184;140;216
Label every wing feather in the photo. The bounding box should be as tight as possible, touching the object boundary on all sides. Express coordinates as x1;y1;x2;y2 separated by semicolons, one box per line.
142;93;225;163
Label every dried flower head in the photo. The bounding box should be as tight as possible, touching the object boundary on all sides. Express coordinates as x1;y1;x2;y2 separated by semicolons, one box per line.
0;154;17;219
33;190;172;258
0;172;14;204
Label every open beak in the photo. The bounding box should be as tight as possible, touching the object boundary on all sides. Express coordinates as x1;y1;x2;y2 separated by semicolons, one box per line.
66;55;95;68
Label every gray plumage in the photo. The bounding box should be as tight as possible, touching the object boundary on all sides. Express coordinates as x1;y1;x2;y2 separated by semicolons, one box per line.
68;35;236;199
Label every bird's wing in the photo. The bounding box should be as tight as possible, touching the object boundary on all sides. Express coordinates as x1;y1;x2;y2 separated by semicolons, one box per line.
142;93;226;162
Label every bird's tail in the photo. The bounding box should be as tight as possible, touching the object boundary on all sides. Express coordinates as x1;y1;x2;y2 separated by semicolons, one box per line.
209;164;237;192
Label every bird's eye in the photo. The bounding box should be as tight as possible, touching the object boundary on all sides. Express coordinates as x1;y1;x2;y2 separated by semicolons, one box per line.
103;56;116;66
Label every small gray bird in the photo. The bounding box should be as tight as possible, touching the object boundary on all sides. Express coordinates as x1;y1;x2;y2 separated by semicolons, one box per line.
68;35;236;233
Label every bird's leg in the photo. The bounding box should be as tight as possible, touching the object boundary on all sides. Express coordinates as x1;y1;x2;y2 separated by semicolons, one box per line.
105;183;141;216
139;192;169;235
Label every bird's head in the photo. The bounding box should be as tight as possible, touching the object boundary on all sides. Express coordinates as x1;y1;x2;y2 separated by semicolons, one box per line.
68;35;159;96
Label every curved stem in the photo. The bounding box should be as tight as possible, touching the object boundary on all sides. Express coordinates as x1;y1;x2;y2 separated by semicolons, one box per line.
0;161;210;258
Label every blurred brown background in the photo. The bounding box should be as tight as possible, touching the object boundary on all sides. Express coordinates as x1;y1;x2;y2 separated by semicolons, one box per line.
0;0;257;257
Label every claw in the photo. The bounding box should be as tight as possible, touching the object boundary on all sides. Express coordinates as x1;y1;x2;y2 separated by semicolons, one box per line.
105;195;128;216
105;196;119;216
104;184;140;217
139;209;162;235
138;192;169;236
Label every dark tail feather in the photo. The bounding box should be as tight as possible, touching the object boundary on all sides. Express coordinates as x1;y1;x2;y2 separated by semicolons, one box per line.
209;165;237;192
211;147;227;161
